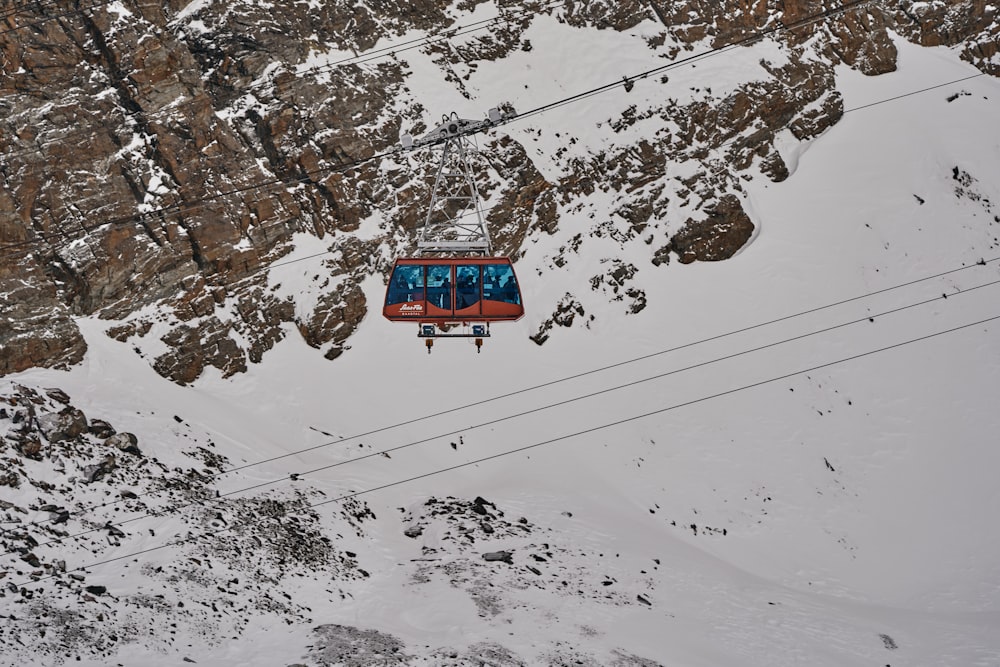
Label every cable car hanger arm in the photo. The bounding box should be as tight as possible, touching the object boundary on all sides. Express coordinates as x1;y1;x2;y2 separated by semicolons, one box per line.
399;108;509;152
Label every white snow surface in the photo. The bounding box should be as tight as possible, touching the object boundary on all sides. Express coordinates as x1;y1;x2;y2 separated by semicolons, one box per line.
5;18;1000;667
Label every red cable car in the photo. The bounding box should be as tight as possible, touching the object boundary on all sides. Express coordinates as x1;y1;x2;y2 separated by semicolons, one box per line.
384;110;523;352
383;257;524;324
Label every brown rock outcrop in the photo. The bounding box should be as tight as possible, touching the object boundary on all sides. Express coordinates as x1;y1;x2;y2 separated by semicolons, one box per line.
0;253;87;375
669;195;755;264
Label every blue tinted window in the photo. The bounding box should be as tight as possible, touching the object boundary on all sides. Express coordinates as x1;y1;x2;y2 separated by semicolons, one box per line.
455;265;481;310
482;265;519;305
426;265;452;310
386;265;424;305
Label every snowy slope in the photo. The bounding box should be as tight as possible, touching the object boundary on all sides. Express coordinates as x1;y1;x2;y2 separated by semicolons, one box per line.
4;20;1000;667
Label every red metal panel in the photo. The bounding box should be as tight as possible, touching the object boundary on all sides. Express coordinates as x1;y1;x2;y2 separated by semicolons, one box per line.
480;301;523;319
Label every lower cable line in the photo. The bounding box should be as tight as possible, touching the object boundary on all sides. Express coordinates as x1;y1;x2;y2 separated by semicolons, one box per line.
10;273;1000;554
311;315;1000;505
19;311;1000;588
248;278;1000;488
24;255;995;538
226;257;1000;474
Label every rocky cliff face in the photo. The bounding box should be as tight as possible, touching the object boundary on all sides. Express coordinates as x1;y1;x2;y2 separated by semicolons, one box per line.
1;0;997;380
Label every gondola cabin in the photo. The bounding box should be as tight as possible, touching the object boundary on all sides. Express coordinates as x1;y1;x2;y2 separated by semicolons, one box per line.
384;257;524;325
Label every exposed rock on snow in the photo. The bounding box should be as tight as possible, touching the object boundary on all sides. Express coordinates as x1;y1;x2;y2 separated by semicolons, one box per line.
482;549;514;564
530;293;587;345
37;406;89;443
0;383;378;664
400;495;655;635
105;431;142;456
304;624;411;667
669;193;755;263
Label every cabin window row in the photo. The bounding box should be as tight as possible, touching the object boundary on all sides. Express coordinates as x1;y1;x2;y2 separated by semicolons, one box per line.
386;264;521;308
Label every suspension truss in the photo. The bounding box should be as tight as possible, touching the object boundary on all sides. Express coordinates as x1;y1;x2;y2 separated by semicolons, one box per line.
400;109;506;256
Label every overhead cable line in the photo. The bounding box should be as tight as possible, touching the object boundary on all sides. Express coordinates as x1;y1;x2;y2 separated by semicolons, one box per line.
506;0;882;123
0;0;560;36
0;0;890;255
17;27;983;266
13;270;1000;553
0;0;109;20
0;0;119;36
0;142;402;254
0;0;567;163
0;2;569;170
242;62;999;277
288;0;566;73
844;72;987;113
5;2;979;260
18;310;1000;589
